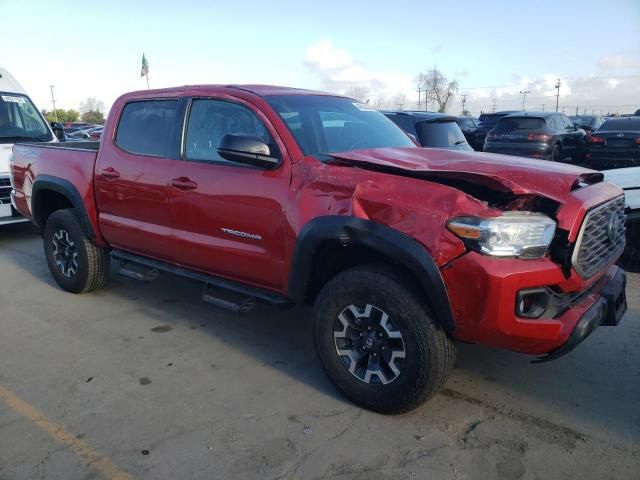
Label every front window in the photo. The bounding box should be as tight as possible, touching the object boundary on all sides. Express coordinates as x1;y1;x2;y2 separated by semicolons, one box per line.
266;95;414;156
0;93;52;143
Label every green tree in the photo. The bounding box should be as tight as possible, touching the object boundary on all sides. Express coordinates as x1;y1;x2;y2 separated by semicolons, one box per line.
41;109;81;123
80;110;105;124
79;97;106;125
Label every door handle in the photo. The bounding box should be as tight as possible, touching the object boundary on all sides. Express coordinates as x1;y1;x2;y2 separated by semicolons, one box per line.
170;177;198;190
100;167;120;180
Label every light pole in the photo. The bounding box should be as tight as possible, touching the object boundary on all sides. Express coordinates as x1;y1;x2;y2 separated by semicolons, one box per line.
49;85;58;122
519;89;530;110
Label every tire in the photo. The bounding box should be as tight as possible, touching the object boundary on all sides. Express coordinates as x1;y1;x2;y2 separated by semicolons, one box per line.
43;209;110;293
549;144;562;161
618;217;640;273
313;264;456;414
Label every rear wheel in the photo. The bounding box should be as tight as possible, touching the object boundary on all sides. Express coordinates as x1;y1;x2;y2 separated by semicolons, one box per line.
43;209;110;293
549;143;562;161
313;264;456;414
618;217;640;273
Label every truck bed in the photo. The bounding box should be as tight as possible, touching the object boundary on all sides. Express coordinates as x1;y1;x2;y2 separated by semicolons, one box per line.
10;140;102;235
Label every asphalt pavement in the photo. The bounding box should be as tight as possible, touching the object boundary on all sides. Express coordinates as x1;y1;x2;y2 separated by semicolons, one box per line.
0;223;638;480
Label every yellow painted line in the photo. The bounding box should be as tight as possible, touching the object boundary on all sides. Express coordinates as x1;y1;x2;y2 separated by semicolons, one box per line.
0;385;135;480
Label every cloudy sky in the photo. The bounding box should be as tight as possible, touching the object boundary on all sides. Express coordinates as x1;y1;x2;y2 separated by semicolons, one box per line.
2;0;639;116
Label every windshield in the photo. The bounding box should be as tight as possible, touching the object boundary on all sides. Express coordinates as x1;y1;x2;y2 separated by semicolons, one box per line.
417;120;468;148
0;93;52;143
570;115;595;126
266;95;414;156
478;114;507;126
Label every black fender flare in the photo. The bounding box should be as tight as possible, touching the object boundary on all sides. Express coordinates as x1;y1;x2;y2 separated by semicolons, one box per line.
31;175;95;239
288;216;456;332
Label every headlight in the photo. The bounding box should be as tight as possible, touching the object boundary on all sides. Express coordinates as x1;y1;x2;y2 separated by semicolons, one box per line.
447;212;556;259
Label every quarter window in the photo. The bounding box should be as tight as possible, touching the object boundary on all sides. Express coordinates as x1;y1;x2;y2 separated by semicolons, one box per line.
115;100;179;157
185;99;275;163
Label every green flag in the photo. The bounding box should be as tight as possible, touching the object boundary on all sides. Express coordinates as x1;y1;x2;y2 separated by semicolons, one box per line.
140;53;149;78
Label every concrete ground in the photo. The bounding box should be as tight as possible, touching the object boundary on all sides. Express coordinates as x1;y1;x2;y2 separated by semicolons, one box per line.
0;223;638;480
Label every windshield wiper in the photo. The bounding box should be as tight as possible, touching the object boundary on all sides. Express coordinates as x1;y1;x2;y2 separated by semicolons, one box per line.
453;140;467;146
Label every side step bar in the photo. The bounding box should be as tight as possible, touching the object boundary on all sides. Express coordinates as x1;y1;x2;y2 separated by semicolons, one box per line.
111;249;293;312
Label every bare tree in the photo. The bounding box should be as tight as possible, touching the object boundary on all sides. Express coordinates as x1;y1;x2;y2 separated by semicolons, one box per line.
416;67;458;113
392;92;407;110
372;95;389;110
79;97;105;114
344;85;370;103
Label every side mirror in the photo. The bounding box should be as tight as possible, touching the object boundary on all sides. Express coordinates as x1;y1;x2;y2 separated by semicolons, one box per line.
217;134;279;169
50;122;65;142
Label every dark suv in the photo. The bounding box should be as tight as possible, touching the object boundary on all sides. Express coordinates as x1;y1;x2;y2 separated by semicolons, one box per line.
455;116;479;149
383;111;472;150
470;111;518;150
484;112;586;162
569;115;604;134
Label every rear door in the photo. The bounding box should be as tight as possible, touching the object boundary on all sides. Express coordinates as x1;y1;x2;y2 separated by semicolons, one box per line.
94;98;184;261
168;97;291;291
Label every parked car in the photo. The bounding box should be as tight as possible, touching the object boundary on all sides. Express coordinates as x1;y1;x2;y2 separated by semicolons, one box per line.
69;125;103;140
484;111;586;161
383;111;472;150
0;67;59;225
455;116;479;148
569;115;604;134
635;109;640;116
63;122;93;130
88;126;103;140
11;84;628;414
470;111;519;150
603;166;640;272
583;117;640;170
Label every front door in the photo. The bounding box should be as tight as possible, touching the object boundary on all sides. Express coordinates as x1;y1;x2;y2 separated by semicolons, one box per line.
169;97;291;291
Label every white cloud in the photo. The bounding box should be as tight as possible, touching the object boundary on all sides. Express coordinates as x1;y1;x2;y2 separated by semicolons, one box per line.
304;39;352;71
303;39;414;99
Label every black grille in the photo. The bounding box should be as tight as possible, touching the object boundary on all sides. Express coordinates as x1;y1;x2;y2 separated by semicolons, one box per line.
0;176;11;205
572;196;626;279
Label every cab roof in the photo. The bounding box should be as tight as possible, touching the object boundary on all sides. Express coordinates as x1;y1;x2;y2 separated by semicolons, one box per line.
124;84;344;98
0;68;27;95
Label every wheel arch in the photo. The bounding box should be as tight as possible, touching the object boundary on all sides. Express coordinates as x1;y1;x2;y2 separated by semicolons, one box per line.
288;216;457;333
31;175;95;239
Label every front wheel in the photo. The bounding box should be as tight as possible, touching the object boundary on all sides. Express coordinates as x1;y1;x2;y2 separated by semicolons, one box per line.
313;264;456;414
43;209;110;293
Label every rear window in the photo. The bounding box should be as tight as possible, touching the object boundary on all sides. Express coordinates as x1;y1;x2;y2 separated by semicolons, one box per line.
495;117;546;132
417;120;467;148
115;100;179;157
598;119;640;132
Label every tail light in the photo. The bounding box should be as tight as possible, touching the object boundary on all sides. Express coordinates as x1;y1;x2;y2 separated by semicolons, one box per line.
527;133;552;142
587;135;605;145
634;137;640;145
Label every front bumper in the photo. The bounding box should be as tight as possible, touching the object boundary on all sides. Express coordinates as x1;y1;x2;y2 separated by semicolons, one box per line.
441;252;627;356
533;268;626;361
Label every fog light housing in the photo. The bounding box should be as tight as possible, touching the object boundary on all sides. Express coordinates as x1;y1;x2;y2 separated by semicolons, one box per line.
516;288;549;319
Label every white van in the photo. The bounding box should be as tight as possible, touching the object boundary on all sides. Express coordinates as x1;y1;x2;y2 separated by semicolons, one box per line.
0;68;58;225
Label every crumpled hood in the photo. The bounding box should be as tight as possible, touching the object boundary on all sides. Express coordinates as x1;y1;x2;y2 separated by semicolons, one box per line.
328;147;603;204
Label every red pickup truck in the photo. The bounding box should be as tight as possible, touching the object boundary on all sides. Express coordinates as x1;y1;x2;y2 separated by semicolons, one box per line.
10;85;628;413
